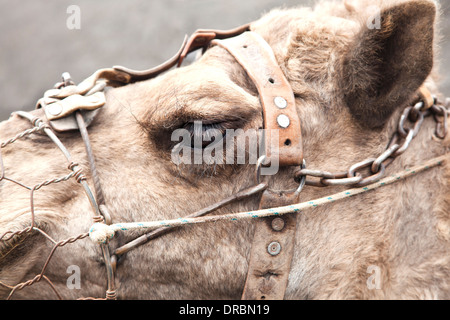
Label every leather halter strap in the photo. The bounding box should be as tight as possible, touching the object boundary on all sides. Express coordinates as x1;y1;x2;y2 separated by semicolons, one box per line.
212;32;303;299
36;24;252;132
212;32;303;166
115;23;252;82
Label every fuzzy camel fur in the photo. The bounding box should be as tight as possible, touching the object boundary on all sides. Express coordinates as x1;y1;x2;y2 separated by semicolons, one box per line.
0;0;449;299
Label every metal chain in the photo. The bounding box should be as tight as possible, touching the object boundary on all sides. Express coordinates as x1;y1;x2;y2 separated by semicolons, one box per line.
294;97;449;187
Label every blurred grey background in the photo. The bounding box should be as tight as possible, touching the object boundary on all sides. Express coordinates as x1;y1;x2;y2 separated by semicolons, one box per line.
0;0;449;121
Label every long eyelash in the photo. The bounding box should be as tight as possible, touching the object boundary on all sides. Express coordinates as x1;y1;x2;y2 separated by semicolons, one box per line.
202;127;223;142
184;122;226;143
184;122;225;133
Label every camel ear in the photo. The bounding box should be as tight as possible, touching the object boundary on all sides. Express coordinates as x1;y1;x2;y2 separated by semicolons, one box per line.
341;0;436;128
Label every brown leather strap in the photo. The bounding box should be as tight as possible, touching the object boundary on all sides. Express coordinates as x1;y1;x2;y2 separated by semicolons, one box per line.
417;85;434;111
38;24;253;132
114;23;251;82
178;23;251;66
212;32;303;167
113;35;189;82
241;190;299;300
211;31;302;300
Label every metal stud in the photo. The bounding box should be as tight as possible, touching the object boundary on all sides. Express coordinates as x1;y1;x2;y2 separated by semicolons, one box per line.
271;217;285;231
274;96;287;109
268;241;281;256
47;103;63;116
277;114;290;128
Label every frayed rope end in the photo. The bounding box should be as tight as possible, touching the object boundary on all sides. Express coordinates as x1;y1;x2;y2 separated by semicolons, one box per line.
89;223;115;244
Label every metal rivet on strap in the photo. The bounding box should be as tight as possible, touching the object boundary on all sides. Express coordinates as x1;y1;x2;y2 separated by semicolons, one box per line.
47;103;63;116
271;217;285;231
268;241;281;256
277;114;290;128
274;96;287;109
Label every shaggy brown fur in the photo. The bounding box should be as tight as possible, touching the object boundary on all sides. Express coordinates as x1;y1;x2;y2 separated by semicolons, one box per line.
0;0;448;299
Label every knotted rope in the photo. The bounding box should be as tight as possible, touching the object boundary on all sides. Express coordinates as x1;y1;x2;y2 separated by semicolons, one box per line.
89;154;447;244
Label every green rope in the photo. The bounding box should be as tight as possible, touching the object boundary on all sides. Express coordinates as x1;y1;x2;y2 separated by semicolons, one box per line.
89;154;447;244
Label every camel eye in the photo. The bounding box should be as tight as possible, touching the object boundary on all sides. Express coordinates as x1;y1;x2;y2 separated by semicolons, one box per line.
182;121;226;149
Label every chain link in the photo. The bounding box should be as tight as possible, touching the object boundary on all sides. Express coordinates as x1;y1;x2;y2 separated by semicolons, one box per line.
295;96;449;187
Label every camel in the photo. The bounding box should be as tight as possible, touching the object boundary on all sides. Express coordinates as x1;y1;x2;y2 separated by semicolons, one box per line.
0;0;449;299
